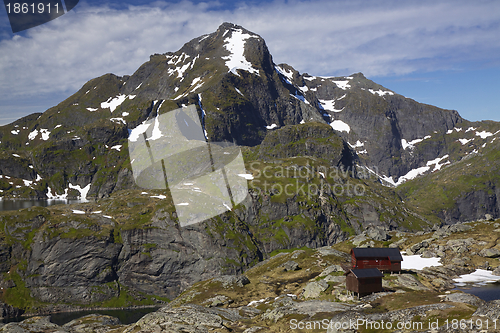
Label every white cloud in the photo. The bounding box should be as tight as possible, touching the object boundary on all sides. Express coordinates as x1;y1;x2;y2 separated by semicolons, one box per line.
0;0;499;124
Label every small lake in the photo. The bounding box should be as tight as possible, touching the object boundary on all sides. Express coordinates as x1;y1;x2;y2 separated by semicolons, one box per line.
2;307;159;325
0;199;85;212
455;282;500;301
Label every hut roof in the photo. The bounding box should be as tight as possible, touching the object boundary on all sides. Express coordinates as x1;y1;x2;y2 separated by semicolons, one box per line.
347;268;384;278
351;248;403;261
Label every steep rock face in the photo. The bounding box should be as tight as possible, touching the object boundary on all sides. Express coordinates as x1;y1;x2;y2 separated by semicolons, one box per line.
116;209;260;299
256;122;351;166
440;188;500;223
283;70;464;179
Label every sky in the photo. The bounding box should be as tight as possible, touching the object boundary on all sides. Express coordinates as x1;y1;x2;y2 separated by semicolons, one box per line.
0;0;499;126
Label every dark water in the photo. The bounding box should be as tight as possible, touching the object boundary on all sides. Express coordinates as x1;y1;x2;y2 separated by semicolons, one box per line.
0;199;84;212
2;308;159;325
49;308;159;326
455;282;500;301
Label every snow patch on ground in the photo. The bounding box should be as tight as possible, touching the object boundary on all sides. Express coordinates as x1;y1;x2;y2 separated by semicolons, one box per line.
401;255;442;270
151;195;167;199
454;269;500;286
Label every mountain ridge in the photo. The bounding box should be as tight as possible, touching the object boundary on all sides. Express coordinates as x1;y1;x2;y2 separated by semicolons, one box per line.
0;22;499;221
0;21;500;316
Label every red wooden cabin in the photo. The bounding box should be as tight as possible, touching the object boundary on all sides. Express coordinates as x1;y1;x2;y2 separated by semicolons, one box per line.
345;268;384;297
351;248;402;272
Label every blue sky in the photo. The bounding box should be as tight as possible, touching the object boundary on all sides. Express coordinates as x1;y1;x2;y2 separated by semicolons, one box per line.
0;0;499;126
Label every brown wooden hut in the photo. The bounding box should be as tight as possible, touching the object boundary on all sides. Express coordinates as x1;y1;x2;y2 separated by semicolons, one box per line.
345;268;383;297
351;248;403;272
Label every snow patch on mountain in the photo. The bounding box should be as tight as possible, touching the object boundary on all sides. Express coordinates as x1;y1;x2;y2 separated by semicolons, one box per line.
148;113;164;141
110;118;126;125
368;89;394;96
330;120;350;133
190;77;205;92
427;155;450;171
318;99;343;112
401;136;431;150
290;92;309;105
101;94;135;112
222;28;260;77
68;183;91;200
476;131;493;139
447;127;462;134
458;138;473;145
331;79;351;90
235;87;244;96
383;154;451;186
198;93;208;139
266;124;278;130
348;140;364;148
275;66;293;84
28;128;51;141
129;122;151;142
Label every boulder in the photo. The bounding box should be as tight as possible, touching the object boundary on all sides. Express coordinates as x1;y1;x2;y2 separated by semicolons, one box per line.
281;261;300;272
303;280;329;299
323;275;345;284
213;275;250;288
0;316;61;333
366;227;390;241
394;274;429;291
443;292;485;307
319;265;344;277
203;295;234;307
63;314;122;332
479;248;500;258
290;250;305;259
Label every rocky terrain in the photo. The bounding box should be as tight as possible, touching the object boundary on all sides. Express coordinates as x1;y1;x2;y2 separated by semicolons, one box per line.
2;217;500;332
1;22;500;331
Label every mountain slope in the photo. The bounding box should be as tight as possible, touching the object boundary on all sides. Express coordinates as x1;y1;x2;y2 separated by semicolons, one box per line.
2;22;495;202
1;22;500;313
